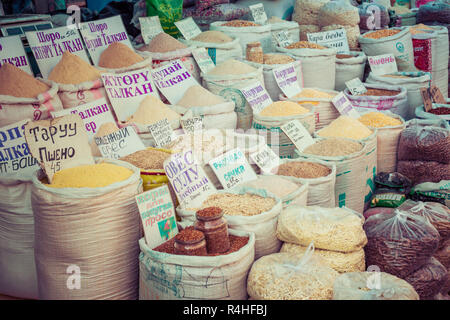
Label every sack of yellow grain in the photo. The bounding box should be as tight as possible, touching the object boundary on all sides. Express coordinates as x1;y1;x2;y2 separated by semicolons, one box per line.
97;42;153;74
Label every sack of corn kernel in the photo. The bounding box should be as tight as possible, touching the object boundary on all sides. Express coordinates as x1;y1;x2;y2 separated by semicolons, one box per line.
270;158;337;207
31;159;142;299
344;83;409;119
267;18;300;49
139;229;255;300
321;24;361;51
296;138;368;213
415;101;450;124
318;0;360;28
359;27;416;72
359;111;406;173
180;36;242;65
405;257;447;300
280;88;340;130
252;103;316;159
247;244;339;300
209;21;273;53
277;45;337;90
366;71;432;120
280;242;365;273
335;52;367;91
333;272;420;300
292;0;330;26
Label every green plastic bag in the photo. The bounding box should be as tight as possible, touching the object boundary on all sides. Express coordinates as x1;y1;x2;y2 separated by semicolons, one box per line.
146;0;182;38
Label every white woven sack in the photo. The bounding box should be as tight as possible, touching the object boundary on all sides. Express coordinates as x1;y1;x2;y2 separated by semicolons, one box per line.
359;27;416;72
279;88;340;130
432;68;449;99
366;71;432;120
335;51;367;91
276;46;337;90
31;159;142;300
56;79;106;109
210;21;273;53
180;37;243;65
139;229;255;300
202;67;264;130
344;83;409;119
176;187;283;259
268;21;300;49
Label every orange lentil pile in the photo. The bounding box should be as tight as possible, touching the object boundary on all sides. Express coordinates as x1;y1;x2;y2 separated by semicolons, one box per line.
353;88;401;96
286;41;326;49
363;29;401;39
222;20;259;27
336;54;354;59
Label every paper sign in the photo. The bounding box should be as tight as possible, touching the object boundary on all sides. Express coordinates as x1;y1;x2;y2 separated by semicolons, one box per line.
139;16;164;44
368;54;398;76
307;29;350;53
26;26;90;78
273;30;294;48
249;144;280;174
181;116;203;133
0;119;39;178
420;87;433;112
332;92;361;118
164;149;217;208
135;185;178;249
174;17;202;40
152;59;199;104
51;98;116;141
79;15;133;66
24;114;95;182
273;62;302;98
0;35;32;74
430;85;446;104
250;3;268;25
191;47;215;74
148;118;175;148
345;78;367;96
281;120;315;152
102;67;160;122
241;82;273;114
94;126;145;159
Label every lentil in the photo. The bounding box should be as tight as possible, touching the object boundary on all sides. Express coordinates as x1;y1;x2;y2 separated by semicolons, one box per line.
429;107;450;115
351;88;400;96
276;161;331;179
359;112;402;128
318;116;373;140
0;63;49;98
127;95;180;125
196;193;276;216
174;227;207;256
192;30;233;43
303;138;363;157
98;42;144;69
207;59;257;75
363;29;401;39
263;54;295;65
48;51;101;84
222;20;259;27
336;54;354;59
120;148;170;170
259;101;309;117
139;32;187;53
285;41;326;49
177;85;224;107
195;207;230;254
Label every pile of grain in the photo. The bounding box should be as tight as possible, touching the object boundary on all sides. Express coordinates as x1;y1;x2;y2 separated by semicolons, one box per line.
127;95;180;125
140;32;188;53
318;116;373;140
259;101;309;117
276;161;331;179
0;63;49;98
177;85;225;107
196;193;276;216
98;42;144;69
336;54;354;59
352;88;400;96
242;176;301;199
294;88;335;99
120;148;170;170
263;54;295;65
48;51;101;84
192;31;233;43
286;41;326;49
303;138;363;157
363;29;401;39
222;20;259;27
207;59;257;75
359;112;402;128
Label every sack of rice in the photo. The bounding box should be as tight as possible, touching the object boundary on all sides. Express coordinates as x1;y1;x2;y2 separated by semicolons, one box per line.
277;205;367;253
98;42;152;73
292;0;330;26
333;272;419;300
247;245;339;300
335;52;367;91
0;64;63;127
267;17;300;49
31;160;142;299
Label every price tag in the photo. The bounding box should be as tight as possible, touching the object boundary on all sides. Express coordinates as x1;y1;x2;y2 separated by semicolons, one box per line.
191;47;215;74
240;82;273;114
368;54;398;76
273;30;294;48
148;118;175;148
174;17;202;40
0;35;33;74
209;148;257;190
430;85;446;104
307;29;350;53
249;144;280;174
420;87;433;112
23;114;95;182
26;26;90;78
332;92;360;118
152;59;200;104
102;67;160;122
94;126;145;159
280;120;315;152
0;119;39;178
164;149;217;208
139;16;164;44
180;115;203;133
272;62;302;98
135;185;178;249
249;3;268;25
79;15;133;66
345;78;367;96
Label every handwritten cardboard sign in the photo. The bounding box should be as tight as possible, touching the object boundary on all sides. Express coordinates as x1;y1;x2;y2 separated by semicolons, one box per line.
273;30;294;48
307;29;350;53
152;59;199;104
241;82;273;114
139;16;164;44
430;85;446;104
420;87;433;112
332;92;360;118
26;25;90;78
94;126;145;159
249;144;280;174
0;35;33;74
191;47;215;74
164;149;217;208
102;67;160;122
281;120;315;152
0;119;39;178
345;78;367;96
180;114;204;133
174;17;202;40
273;62;302;98
250;3;268;25
148;118;175;148
368;54;398;76
79;15;133;66
24;114;95;182
136;185;178;249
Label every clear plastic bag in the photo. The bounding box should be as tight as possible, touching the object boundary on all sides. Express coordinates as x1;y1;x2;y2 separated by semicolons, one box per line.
404;257;447;300
364;209;440;278
417;0;450;24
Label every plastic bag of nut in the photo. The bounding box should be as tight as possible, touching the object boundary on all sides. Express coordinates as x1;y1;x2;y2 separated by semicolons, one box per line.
364;209;440;279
